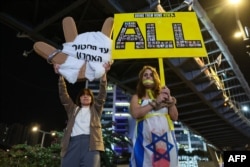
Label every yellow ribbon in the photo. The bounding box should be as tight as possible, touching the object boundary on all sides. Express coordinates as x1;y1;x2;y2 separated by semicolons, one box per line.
147;89;174;130
137;113;174;131
146;89;155;100
136;89;174;132
135;113;174;138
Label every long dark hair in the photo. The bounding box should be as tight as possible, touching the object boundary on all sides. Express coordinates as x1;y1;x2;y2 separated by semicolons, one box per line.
75;88;94;107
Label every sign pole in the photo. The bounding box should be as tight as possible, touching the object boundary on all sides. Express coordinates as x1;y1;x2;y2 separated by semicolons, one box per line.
158;58;166;86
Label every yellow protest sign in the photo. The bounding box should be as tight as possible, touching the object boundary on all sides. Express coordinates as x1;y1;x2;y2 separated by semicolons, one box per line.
112;12;207;59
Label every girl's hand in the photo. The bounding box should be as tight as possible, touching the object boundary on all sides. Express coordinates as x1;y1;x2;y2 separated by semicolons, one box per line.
103;61;112;72
156;86;172;103
54;64;60;74
161;86;171;101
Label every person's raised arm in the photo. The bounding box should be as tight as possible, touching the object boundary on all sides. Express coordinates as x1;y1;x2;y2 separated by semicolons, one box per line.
95;62;111;109
100;62;111;82
53;64;75;113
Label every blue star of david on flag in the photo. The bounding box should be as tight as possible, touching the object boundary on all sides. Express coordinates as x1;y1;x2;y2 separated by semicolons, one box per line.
146;132;174;162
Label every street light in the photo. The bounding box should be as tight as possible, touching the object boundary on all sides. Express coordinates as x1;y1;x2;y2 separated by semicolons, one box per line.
31;126;56;147
229;0;248;40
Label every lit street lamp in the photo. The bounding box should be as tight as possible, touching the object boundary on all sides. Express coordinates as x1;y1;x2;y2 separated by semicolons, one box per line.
32;126;56;147
230;0;248;40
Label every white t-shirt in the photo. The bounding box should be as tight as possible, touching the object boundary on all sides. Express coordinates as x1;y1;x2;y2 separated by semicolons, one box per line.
71;107;91;136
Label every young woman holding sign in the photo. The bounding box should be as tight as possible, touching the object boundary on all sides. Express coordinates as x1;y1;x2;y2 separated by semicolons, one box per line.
129;65;179;167
54;62;111;167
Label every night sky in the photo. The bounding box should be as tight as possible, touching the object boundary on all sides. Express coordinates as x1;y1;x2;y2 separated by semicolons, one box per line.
1;25;74;131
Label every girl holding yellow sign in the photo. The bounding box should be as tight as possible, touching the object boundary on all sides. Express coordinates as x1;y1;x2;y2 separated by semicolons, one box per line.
129;65;179;167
